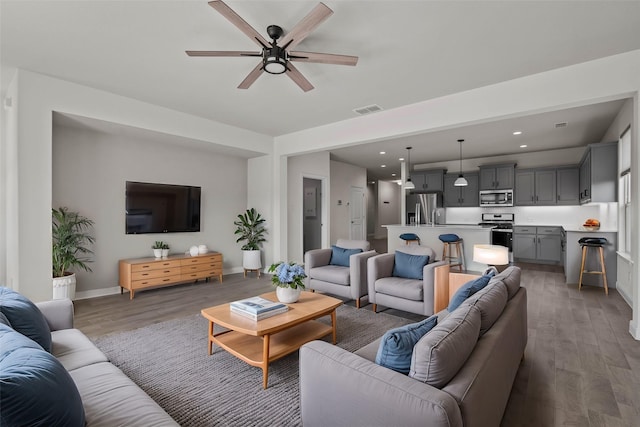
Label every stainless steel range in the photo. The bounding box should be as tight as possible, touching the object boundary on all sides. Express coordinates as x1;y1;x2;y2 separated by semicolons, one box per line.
478;213;514;252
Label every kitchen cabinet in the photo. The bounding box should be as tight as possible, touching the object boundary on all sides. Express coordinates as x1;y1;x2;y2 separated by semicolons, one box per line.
513;226;562;263
443;173;479;207
515;168;556;205
579;142;617;204
556;167;579;205
411;169;445;192
479;164;515;190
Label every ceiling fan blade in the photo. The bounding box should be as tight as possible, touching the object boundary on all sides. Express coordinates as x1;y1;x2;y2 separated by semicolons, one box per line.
208;0;270;48
289;51;358;66
278;3;333;50
237;62;265;89
186;50;262;57
285;62;314;92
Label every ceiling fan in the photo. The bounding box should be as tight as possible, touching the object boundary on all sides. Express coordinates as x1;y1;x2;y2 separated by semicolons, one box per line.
186;0;358;92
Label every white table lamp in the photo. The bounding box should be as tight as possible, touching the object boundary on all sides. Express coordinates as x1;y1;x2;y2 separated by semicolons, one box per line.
473;244;509;273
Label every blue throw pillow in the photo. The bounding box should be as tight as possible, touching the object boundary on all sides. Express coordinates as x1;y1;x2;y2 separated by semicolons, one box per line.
392;251;429;280
448;274;493;312
375;316;438;374
0;287;52;352
329;245;363;267
0;324;86;427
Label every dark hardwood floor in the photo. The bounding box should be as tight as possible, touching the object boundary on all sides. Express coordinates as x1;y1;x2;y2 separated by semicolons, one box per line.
73;263;640;426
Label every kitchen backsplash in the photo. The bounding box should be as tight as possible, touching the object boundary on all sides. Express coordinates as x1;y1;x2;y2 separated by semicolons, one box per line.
445;203;618;230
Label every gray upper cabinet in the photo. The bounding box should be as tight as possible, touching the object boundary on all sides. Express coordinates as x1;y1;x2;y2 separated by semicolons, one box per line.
579;142;618;204
515;168;556;205
479;164;515;190
556;167;579;205
444;173;479;207
411;169;445;193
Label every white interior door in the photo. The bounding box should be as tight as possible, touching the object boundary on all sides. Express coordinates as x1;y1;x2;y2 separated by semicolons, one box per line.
350;186;366;240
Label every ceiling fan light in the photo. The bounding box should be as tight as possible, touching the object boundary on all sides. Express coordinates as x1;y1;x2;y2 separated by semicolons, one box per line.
264;56;287;74
454;175;468;187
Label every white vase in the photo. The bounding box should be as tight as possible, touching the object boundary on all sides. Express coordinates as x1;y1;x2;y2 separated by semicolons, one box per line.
198;245;208;254
162;249;169;257
153;248;163;258
276;286;301;303
52;273;76;300
189;246;199;256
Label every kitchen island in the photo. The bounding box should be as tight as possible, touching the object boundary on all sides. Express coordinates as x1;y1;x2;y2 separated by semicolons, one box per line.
384;224;492;272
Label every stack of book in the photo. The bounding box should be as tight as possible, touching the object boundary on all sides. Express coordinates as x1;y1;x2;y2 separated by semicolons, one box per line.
229;296;288;320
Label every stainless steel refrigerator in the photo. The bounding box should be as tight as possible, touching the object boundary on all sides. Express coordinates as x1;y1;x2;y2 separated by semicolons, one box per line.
407;193;446;225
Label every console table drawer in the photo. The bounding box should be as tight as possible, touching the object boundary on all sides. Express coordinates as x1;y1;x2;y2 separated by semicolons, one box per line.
131;267;181;281
182;262;222;273
182;269;220;281
132;259;182;272
132;275;183;289
181;255;221;266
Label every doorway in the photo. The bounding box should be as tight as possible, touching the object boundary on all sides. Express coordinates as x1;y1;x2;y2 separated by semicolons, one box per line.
303;177;323;253
350;186;366;240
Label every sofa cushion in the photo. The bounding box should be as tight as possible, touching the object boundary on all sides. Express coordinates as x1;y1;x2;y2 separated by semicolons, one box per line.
0;311;11;327
375;316;438;374
374;277;423;301
409;304;481;388
329;245;363;267
463;281;508;335
51;329;109;372
70;361;178;426
447;273;492;312
309;265;350;286
392;251;429;280
0;287;52;352
489;266;521;300
0;324;85;427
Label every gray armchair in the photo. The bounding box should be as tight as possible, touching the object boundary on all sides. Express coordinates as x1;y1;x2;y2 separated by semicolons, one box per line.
367;246;447;316
304;239;377;308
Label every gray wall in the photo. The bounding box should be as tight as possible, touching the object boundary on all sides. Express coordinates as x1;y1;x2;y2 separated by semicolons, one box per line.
52;124;248;296
329;160;367;244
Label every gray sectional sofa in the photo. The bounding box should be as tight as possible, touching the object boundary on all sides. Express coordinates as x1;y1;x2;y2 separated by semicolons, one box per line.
36;299;178;426
300;267;526;427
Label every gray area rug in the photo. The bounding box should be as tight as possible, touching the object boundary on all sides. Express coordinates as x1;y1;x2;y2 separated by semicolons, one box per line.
93;304;412;427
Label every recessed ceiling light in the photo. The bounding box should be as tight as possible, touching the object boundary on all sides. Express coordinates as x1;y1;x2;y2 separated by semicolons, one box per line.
398;157;405;161
391;173;396;176
520;144;527;148
513;131;522;135
379;151;386;155
381;164;386;168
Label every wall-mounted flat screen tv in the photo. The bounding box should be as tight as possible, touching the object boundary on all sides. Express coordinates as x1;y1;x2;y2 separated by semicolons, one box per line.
125;181;201;234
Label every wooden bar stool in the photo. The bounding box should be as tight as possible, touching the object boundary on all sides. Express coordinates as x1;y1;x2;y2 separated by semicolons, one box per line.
578;237;608;295
399;233;420;245
439;234;465;272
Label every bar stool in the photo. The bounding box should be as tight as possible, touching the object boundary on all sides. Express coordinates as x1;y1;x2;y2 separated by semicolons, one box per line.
399;233;420;245
439;234;465;272
578;237;608;295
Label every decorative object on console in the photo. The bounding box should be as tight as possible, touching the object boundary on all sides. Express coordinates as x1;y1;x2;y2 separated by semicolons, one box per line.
454;139;468;187
404;147;416;190
189;246;199;257
153;241;170;258
198;244;208;254
269;262;306;303
473;244;509;272
234;208;267;277
51;207;95;300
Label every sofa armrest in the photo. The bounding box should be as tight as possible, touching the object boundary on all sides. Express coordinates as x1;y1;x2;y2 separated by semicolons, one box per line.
422;260;448;314
36;299;74;331
349;250;377;299
300;341;463;427
367;253;395;304
304;248;332;288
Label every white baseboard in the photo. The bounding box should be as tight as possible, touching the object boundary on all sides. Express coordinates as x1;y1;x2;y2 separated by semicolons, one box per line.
74;286;121;300
629;320;640;340
617;284;633;308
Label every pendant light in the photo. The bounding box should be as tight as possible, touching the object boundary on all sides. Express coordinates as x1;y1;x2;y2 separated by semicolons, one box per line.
404;146;416;189
454;139;468;187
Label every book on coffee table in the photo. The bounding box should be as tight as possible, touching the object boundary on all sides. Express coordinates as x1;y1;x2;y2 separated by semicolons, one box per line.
230;296;287;315
230;305;289;321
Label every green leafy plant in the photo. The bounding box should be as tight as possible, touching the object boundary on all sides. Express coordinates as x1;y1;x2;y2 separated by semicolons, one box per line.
233;208;267;251
268;262;306;290
52;207;95;278
152;241;165;249
162;242;170;250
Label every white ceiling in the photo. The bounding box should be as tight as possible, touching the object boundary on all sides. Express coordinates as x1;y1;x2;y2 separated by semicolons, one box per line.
2;1;640;178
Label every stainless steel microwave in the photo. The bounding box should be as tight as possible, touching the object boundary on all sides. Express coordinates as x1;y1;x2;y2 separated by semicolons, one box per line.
479;189;513;207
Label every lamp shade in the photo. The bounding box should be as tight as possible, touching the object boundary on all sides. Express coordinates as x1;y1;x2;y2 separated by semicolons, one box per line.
473;244;509;266
454;175;468;186
404;179;415;190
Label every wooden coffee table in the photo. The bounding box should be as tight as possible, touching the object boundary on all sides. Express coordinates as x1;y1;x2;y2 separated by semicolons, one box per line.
200;291;342;389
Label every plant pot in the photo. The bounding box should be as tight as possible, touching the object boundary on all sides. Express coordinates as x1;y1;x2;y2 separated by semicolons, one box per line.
276;286;301;303
52;273;76;300
153;249;163;258
162;249;169;257
242;250;262;270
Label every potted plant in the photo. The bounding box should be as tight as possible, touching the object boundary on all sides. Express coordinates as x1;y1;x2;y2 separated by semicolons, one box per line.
161;242;170;257
268;262;306;303
152;241;164;258
52;207;95;300
233;208;267;273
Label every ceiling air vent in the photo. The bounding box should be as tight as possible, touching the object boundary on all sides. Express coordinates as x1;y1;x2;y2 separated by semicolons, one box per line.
353;104;383;115
555;122;568;128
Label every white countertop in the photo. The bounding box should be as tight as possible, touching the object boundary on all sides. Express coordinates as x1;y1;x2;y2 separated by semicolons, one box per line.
385;223;618;233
